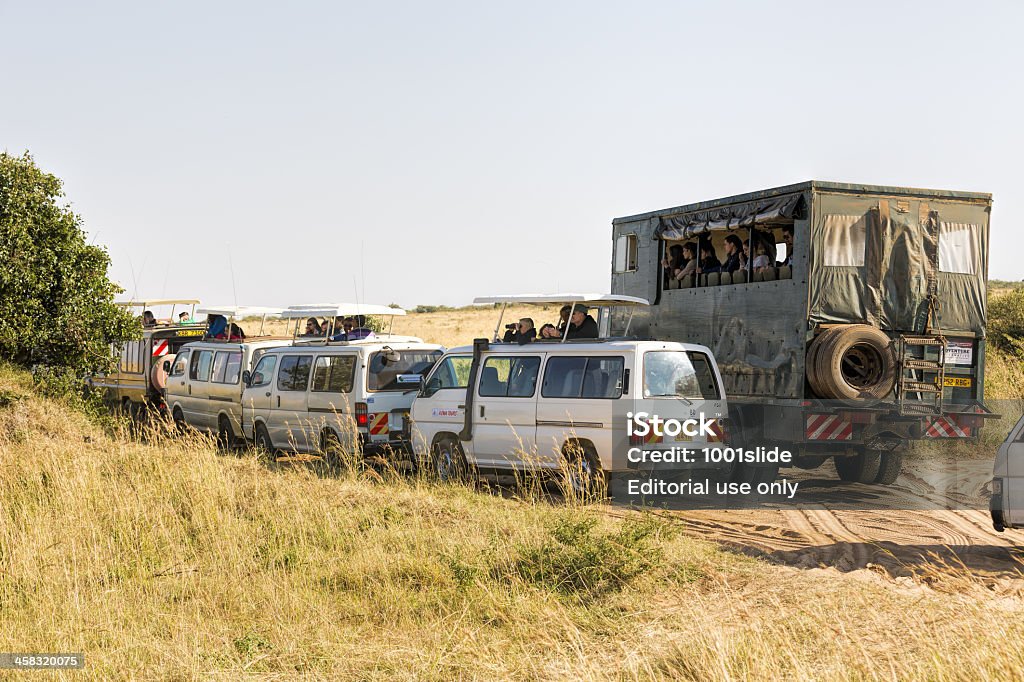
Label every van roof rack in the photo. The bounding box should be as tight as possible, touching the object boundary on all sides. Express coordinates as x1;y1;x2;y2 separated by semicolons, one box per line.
282;302;406;340
196;305;285;339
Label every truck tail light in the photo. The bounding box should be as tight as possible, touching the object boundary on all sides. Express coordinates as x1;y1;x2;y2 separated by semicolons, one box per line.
354;402;368;428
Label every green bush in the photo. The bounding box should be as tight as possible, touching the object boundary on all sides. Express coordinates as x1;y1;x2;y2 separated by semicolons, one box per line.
0;152;137;389
495;514;665;602
989;289;1024;357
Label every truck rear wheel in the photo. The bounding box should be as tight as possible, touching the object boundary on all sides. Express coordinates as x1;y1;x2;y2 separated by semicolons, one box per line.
873;451;904;485
834;451;882;484
810;325;896;400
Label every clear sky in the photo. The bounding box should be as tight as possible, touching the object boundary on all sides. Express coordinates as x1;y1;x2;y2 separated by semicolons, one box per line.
2;1;1021;307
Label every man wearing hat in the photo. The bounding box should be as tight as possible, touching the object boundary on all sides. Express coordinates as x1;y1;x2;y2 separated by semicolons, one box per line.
565;304;598;340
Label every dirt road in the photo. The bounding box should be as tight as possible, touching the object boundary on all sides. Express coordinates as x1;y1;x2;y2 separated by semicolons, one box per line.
664;458;1024;592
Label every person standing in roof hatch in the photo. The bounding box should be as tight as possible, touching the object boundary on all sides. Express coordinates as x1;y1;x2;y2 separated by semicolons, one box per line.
346;315;376;340
566;305;598;340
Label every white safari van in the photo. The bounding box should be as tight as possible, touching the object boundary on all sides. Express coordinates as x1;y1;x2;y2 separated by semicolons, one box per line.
164;306;290;445
991;414;1024;532
240;304;443;461
409;295;730;491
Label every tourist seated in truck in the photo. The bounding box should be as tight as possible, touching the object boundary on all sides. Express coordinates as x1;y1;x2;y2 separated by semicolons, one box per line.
752;242;773;273
721;235;743;273
662;244;685;285
227;323;246;341
777;225;793;266
566;306;599;340
698;241;721;274
142;310;156;327
502;318;536;345
672;242;698;282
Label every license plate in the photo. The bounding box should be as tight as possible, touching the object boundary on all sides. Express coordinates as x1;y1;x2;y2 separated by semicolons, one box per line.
943;376;972;388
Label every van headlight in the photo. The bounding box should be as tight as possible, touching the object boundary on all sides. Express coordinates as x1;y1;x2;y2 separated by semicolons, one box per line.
991;478;1003;495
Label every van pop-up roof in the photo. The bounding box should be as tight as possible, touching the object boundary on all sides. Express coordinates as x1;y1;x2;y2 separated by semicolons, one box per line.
472;293;650;342
281;303;415;342
116;298;201;328
195;305;285;339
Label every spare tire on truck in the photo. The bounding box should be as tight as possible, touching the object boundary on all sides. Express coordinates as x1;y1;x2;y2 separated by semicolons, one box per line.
151;353;175;391
807;325;896;401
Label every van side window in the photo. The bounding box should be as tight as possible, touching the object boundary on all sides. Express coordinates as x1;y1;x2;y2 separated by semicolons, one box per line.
312;356;356;393
643;350;720;400
542;356;624;399
170;350;190;377
190;350;214;382
250;355;277;388
212;351;243;384
478;357;541;398
421;355;473;397
277;355;313;392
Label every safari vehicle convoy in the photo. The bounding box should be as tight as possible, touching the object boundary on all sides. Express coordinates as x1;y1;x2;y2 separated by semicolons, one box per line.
164;305;291;447
89;299;208;416
240;304;444;463
410;295;730;492
611;181;995;485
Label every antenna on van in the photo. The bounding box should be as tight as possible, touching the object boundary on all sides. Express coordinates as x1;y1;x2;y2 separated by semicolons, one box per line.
228;250;239;308
127;256;140;303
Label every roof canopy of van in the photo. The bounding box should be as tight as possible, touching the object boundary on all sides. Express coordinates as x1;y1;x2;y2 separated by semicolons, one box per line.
115;298;201;307
196;305;283;319
281;303;406;319
473;293;649;307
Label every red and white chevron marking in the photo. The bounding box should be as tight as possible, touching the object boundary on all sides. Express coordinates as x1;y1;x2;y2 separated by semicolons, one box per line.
805;414;853;441
152;339;169;357
925;415;970;438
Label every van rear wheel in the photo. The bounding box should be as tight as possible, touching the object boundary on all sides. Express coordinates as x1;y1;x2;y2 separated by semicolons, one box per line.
320;429;344;468
217;415;237;450
563;444;607;502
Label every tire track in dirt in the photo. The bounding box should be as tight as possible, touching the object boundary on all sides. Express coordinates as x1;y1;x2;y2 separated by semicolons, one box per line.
652;459;1024;584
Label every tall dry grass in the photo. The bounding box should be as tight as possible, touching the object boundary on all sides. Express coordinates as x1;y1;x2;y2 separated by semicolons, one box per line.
2;364;1024;679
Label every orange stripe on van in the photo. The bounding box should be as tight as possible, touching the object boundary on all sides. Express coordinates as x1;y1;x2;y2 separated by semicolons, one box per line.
368;412;389;436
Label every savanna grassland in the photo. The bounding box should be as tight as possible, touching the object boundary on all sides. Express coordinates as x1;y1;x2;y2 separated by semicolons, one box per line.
2;303;1024;679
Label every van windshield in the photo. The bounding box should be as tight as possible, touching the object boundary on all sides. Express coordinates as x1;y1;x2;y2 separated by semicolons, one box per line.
367;350;443;391
643;351;720;400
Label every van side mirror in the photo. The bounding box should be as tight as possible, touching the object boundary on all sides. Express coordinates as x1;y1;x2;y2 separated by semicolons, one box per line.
241;370;251;386
421;376;440;397
162;360;172;373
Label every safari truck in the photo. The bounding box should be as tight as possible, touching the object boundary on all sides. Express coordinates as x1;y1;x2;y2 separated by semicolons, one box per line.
90;299;207;416
610;181;995;485
409;294;730;493
240;304;443;463
164;305;290;446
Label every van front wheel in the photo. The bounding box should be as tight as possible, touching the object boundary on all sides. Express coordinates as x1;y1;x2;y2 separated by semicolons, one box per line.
433;436;469;483
254;424;276;464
